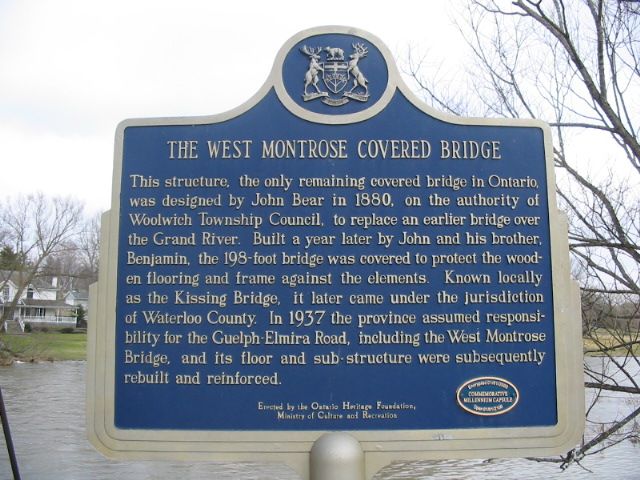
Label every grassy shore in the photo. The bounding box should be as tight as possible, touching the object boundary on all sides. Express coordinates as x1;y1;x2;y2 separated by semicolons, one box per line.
0;332;87;363
1;330;638;365
583;330;640;357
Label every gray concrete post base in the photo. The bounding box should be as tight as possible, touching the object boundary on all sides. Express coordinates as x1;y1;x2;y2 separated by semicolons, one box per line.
310;432;365;480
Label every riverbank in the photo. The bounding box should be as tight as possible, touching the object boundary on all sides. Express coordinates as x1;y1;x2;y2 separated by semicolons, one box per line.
0;332;87;364
583;329;640;356
0;330;638;365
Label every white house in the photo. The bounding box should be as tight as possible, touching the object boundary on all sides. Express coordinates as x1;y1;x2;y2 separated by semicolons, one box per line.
1;270;77;331
64;289;89;312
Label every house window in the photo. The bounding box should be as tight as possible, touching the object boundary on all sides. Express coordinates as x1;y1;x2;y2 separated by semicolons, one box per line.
26;287;34;299
2;285;8;301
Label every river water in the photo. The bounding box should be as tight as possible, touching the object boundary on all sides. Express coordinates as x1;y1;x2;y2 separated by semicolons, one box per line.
0;360;638;479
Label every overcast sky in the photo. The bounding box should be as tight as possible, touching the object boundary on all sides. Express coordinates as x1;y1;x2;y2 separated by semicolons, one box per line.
0;1;470;212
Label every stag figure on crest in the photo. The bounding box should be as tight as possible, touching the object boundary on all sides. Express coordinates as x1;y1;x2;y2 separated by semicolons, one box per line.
300;46;326;99
346;43;369;98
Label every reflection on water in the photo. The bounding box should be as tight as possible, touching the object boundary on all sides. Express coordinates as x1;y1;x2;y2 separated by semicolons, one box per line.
0;361;638;479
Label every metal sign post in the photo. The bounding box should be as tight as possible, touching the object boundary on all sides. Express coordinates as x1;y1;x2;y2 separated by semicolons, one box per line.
87;26;584;479
0;387;21;480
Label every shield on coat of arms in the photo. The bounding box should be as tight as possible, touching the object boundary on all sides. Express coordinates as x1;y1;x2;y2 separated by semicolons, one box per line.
322;61;349;94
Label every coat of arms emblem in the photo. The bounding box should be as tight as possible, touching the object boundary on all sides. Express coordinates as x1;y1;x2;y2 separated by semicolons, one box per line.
301;43;370;107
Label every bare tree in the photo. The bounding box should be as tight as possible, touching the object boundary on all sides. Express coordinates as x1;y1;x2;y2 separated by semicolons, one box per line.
0;193;84;322
405;0;639;470
76;212;101;281
39;212;102;292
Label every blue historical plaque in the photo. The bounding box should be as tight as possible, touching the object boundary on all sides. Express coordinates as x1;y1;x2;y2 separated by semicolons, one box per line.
88;26;583;472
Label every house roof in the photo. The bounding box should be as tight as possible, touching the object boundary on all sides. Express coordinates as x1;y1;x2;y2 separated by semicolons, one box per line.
21;298;75;309
66;289;89;301
0;269;61;291
0;269;24;286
